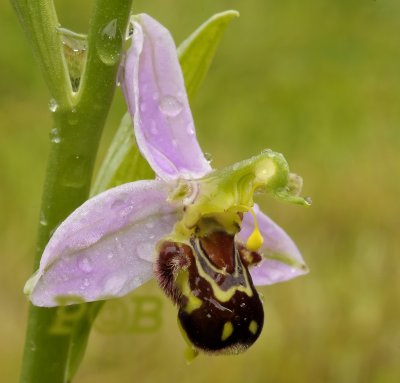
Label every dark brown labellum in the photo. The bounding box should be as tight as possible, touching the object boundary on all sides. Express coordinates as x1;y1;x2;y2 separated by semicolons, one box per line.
156;231;264;354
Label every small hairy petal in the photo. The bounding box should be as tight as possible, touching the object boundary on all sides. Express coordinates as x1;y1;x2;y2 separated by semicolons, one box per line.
121;14;211;181
238;205;308;285
27;180;181;306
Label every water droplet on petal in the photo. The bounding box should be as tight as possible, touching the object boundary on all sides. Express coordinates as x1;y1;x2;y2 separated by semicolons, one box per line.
159;96;182;117
140;103;147;112
126;22;134;40
111;199;125;209
137;242;154;260
78;256;93;273
80;279;90;290
49;99;58;113
104;275;127;295
204;152;213;162
150;120;158;135
146;222;154;229
96;19;122;66
111;199;133;218
186;123;195;136
172;139;178;148
152;92;159;100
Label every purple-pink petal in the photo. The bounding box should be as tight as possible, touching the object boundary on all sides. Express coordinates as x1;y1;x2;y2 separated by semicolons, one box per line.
238;205;308;286
27;180;182;306
121;14;211;181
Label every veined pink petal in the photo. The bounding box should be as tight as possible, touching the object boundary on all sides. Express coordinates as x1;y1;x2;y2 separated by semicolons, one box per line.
238;205;308;285
121;14;211;181
27;180;182;307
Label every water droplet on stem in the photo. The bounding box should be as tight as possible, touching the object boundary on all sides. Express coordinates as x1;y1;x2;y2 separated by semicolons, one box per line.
96;19;123;66
49;128;61;144
49;99;58;113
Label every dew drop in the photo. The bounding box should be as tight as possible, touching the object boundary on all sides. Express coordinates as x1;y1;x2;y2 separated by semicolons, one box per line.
68;108;78;125
152;92;159;101
305;196;313;205
39;211;48;226
104;275;127;295
59;28;87;92
172;139;178;148
49;128;61;144
145;222;154;229
132;276;144;288
140;103;147;112
111;199;125;209
78;256;93;273
107;253;114;259
261;148;275;158
96;19;122;66
137;242;154;260
204;152;213;162
49;99;58;113
80;279;90;290
159;96;182;117
61;155;88;188
126;22;134;40
150;120;158;135
186;124;195;136
111;199;133;218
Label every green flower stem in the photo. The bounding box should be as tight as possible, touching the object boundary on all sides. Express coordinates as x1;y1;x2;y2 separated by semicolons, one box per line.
17;1;133;383
10;0;72;106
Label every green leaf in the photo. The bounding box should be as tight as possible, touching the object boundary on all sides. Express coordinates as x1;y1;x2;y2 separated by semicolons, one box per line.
92;9;239;194
90;113;153;196
178;10;240;100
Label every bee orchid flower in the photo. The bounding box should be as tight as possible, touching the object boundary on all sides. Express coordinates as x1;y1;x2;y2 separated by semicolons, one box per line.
25;14;309;357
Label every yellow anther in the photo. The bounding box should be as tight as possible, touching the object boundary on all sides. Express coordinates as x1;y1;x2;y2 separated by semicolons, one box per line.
246;208;264;251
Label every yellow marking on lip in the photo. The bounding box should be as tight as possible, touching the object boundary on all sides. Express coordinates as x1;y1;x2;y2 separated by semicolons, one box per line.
177;318;199;364
192;240;254;302
249;320;258;335
221;321;234;341
176;270;203;314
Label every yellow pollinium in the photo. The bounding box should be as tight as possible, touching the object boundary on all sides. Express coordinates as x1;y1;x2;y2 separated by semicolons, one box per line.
246;208;264;251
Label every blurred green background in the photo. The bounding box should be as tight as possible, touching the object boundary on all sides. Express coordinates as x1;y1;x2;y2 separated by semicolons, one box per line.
1;0;400;382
